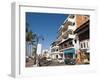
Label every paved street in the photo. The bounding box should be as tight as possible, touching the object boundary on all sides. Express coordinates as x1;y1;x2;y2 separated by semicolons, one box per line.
26;59;65;67
39;59;65;67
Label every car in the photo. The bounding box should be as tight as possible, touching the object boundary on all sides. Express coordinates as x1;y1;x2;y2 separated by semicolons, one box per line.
69;59;76;65
64;58;76;65
57;58;64;63
47;58;52;61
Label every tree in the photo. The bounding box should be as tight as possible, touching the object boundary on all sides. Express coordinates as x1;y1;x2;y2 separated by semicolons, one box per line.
26;22;44;65
26;22;36;57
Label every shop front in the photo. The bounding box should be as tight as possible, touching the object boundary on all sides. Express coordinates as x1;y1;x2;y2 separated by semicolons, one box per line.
64;48;76;65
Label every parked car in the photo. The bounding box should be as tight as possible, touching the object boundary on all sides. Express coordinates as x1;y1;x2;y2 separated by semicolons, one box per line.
47;58;52;62
57;58;64;63
69;59;76;65
64;58;76;65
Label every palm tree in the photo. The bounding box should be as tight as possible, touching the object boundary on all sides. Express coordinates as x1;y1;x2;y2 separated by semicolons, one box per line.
26;23;36;57
26;22;44;66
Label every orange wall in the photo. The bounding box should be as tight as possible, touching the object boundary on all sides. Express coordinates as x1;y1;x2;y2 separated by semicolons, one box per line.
76;15;88;28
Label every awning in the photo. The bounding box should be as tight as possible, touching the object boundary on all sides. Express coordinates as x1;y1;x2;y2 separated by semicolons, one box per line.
64;48;75;54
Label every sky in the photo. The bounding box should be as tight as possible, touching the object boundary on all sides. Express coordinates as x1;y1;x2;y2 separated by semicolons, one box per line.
26;12;68;50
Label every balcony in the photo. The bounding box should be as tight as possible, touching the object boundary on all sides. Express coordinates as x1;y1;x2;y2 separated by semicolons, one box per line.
62;31;75;39
69;14;75;19
67;34;75;39
68;15;76;22
51;45;59;49
56;36;62;43
59;46;75;52
68;18;75;22
68;25;76;31
51;46;60;54
62;21;73;31
58;35;75;46
59;41;75;52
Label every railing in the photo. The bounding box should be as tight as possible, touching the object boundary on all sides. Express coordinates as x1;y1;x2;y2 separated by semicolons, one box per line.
80;39;89;49
59;46;74;52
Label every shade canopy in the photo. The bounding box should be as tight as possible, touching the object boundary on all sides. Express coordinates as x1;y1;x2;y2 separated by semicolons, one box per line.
64;48;75;55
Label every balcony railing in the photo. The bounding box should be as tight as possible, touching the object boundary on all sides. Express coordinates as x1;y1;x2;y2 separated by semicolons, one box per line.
62;31;75;39
68;15;75;22
59;45;74;52
51;45;59;49
68;25;76;31
68;18;75;22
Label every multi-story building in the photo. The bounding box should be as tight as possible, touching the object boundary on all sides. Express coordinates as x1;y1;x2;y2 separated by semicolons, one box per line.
36;43;42;55
50;41;63;59
26;42;33;57
75;15;89;51
56;14;77;59
50;14;90;64
74;15;90;63
50;14;77;60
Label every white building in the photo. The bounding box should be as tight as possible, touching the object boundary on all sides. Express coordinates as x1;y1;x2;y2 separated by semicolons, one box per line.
50;14;77;60
26;42;33;57
42;49;50;58
50;41;63;59
36;43;42;55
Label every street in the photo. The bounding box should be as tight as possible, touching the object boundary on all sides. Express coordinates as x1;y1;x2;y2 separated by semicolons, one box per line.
38;59;65;67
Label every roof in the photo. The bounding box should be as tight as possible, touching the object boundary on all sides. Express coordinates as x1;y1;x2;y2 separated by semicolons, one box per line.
74;20;89;33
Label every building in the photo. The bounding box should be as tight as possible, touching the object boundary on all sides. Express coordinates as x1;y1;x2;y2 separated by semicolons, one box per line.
50;14;90;64
75;15;90;52
37;43;42;55
42;49;50;58
50;41;63;59
26;42;33;57
74;15;90;64
56;14;77;59
50;14;77;60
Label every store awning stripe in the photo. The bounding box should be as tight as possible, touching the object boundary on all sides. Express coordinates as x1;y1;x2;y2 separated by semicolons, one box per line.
64;48;75;54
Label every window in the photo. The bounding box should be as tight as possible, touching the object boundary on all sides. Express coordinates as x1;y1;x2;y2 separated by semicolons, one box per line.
86;41;89;48
87;41;89;48
84;42;86;48
64;43;67;48
56;49;58;51
74;39;77;43
72;22;75;26
80;40;89;49
69;41;73;46
80;43;83;48
69;22;75;26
